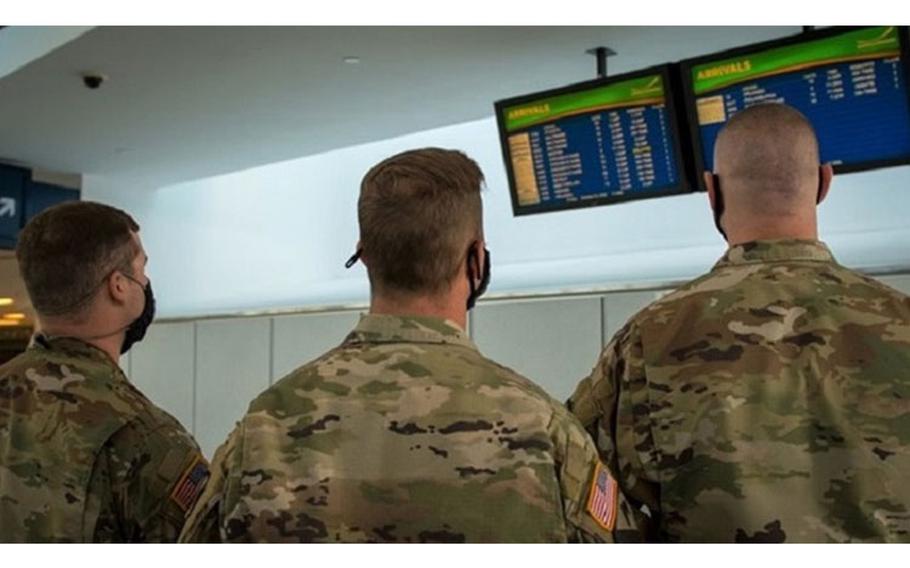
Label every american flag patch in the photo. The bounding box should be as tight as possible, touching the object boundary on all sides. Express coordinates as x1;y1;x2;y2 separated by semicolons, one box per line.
170;457;210;513
586;461;618;531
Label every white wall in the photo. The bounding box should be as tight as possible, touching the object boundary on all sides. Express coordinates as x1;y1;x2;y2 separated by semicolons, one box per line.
129;322;195;431
194;317;271;455
83;114;910;319
471;297;605;401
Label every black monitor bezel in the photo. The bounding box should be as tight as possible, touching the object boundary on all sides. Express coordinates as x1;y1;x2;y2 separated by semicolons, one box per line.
494;64;693;217
679;25;910;192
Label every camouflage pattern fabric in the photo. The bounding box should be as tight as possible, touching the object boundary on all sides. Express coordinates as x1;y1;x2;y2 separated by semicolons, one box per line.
569;239;910;542
181;314;632;543
0;335;207;542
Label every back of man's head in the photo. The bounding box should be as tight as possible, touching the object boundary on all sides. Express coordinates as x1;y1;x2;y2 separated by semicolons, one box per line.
714;103;822;216
358;148;484;297
17;201;140;319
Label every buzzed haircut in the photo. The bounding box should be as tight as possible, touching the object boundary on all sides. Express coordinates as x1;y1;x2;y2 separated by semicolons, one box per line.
358;148;484;296
715;103;821;208
17;201;140;317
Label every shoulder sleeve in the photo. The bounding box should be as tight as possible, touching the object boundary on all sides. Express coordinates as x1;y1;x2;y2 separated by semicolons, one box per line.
103;418;209;542
549;405;642;543
567;319;659;541
179;425;242;543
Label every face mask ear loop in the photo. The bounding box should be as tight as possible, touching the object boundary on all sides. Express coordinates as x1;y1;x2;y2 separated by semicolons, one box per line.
345;248;363;269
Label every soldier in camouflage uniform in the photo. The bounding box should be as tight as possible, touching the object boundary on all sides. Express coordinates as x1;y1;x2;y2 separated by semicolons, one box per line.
568;103;910;542
0;202;207;542
181;148;631;543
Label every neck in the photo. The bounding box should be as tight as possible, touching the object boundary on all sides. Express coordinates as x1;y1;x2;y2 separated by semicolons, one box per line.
369;292;467;331
726;215;818;246
37;318;125;364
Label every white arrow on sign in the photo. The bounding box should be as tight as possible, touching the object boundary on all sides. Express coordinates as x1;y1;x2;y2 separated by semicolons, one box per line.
0;198;15;218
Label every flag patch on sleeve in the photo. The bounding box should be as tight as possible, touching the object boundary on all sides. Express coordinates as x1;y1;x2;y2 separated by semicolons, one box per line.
170;456;210;513
586;461;618;531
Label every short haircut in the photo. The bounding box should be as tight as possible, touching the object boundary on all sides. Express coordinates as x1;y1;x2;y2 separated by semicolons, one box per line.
358;148;484;296
715;103;821;208
17;201;141;317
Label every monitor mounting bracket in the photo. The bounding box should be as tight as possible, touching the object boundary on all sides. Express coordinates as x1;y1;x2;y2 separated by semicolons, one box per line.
586;46;618;79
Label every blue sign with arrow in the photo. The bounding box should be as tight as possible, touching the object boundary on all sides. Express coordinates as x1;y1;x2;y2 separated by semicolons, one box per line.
0;164;80;249
0;165;25;249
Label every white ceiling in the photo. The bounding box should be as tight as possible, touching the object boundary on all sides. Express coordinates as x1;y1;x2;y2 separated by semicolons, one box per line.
0;26;799;189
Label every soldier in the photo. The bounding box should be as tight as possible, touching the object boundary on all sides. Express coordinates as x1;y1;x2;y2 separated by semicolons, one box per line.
568;103;910;542
0;202;207;542
180;148;631;543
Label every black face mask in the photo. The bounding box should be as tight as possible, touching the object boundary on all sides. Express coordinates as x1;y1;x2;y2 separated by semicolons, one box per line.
466;246;491;311
121;277;156;354
711;169;825;242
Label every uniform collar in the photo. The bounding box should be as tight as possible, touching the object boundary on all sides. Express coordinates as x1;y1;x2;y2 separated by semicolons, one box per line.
714;239;836;269
343;314;476;350
29;334;118;367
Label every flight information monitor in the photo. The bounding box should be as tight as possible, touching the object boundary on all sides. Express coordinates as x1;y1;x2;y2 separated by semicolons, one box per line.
682;26;910;188
495;66;691;216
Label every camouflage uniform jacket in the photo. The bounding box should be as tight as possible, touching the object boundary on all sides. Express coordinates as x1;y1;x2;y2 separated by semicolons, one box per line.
181;314;630;543
0;335;208;542
569;239;910;542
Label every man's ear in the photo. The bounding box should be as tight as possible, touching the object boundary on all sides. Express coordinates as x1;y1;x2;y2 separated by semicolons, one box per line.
464;240;481;282
479;241;490;282
817;163;834;205
107;271;129;305
355;240;367;267
704;171;717;211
